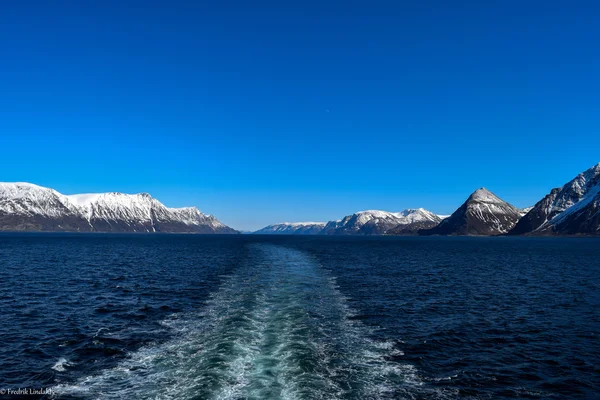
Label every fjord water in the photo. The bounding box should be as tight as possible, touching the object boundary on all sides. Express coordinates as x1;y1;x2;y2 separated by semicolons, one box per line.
0;235;598;399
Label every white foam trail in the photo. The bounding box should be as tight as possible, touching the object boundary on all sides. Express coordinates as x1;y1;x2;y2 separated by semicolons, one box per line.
52;245;440;399
52;358;71;372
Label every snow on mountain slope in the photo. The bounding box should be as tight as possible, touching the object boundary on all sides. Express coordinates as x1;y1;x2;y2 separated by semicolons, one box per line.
425;188;521;235
511;162;600;235
467;189;520;232
322;208;443;235
254;222;326;235
0;183;237;233
0;182;90;231
170;207;227;229
67;193;165;231
0;182;80;218
548;183;600;227
548;189;600;234
385;209;444;234
393;208;441;224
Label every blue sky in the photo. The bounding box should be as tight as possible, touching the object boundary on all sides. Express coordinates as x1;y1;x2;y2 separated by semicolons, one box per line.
1;1;599;230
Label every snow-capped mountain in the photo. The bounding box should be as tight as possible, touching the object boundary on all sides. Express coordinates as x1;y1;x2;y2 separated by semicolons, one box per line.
321;208;443;235
0;182;237;233
0;182;90;231
425;188;521;235
385;209;445;234
510;162;600;235
254;222;326;235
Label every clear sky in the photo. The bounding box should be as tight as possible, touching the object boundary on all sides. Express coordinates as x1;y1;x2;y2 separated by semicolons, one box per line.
1;1;599;231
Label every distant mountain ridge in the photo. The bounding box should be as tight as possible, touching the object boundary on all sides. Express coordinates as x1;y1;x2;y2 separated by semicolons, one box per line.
0;182;238;233
321;208;442;235
254;222;326;235
253;208;444;235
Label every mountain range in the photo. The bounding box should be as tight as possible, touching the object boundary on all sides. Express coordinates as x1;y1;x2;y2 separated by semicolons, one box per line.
322;208;443;235
0;183;237;234
2;162;599;236
253;162;600;236
254;222;327;235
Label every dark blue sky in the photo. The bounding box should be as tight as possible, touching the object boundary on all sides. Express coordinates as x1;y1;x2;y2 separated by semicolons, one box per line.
1;1;599;230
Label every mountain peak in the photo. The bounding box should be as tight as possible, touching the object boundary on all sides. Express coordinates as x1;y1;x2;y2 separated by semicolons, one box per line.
468;187;502;203
426;188;520;235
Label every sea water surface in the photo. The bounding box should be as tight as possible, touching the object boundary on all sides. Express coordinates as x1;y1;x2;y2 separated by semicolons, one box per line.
0;234;598;399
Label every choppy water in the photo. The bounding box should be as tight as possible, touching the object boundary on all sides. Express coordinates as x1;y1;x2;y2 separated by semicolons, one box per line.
0;234;598;399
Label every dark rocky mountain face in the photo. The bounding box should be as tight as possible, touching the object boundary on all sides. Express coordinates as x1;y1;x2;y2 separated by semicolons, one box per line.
425;188;521;236
549;191;600;234
509;189;561;235
292;225;327;234
320;220;344;235
0;213;91;232
510;162;600;235
385;220;441;235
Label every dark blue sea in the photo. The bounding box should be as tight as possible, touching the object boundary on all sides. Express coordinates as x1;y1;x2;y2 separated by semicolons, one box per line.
0;234;598;399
